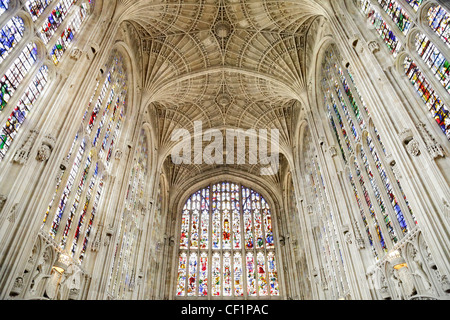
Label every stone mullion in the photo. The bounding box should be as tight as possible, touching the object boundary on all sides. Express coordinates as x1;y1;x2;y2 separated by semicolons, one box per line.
347;161;385;259
369;126;416;229
207;183;212;299
309;156;337;296
361;135;405;240
331;65;367;138
53;144;93;246
323;80;352;163
354;150;395;251
63;160;99;256
239;183;248;299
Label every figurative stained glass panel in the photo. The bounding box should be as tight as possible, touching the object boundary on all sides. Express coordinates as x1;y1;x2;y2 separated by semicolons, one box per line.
377;0;412;35
176;182;280;298
223;252;232;297
0;43;38;112
404;57;450;140
26;0;54;21
428;5;450;48
267;252;279;296
0;16;25;66
0;63;48;161
415;33;450;94
50;3;89;65
187;253;198;296
176;253;187;296
257;253;268;296
246;253;257;296
212;253;220;296
199;253;208;297
234;252;243;296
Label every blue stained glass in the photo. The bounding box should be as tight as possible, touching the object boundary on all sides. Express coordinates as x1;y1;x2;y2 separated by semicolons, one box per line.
0;17;25;65
0;0;9;17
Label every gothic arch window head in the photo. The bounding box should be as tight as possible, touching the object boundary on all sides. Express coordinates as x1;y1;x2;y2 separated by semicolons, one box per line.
176;182;280;298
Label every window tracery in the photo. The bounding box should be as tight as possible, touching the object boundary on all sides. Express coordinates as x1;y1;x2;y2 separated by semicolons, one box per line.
176;182;279;298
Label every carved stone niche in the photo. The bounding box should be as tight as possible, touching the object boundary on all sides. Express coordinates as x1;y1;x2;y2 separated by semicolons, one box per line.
13;129;39;165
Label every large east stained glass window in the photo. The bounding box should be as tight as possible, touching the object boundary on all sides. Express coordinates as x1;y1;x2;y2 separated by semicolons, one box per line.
176;182;279;298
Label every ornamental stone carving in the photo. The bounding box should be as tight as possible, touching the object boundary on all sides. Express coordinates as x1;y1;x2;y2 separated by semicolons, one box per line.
416;123;444;160
406;139;421;157
13;129;39;165
368;40;380;53
37;134;57;162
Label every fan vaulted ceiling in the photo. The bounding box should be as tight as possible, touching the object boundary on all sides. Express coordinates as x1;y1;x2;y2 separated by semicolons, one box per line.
113;0;332;185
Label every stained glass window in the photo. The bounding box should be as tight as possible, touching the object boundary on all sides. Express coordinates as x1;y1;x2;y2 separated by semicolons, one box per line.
0;62;48;160
26;0;54;21
428;5;450;48
108;128;147;298
405;0;422;12
0;43;38;112
176;182;280;298
0;16;25;66
415;33;450;94
359;0;402;56
322;47;416;264
50;3;88;65
377;0;412;35
404;56;450;140
41;52;128;279
0;0;9;17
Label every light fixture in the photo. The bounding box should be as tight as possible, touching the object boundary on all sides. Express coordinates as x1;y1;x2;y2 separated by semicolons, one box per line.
388;250;408;270
52;253;70;274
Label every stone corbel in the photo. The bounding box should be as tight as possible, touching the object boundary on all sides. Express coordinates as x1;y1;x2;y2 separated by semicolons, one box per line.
368;40;380;54
399;128;421;157
69;48;83;61
37;134;57;162
329;145;337;157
